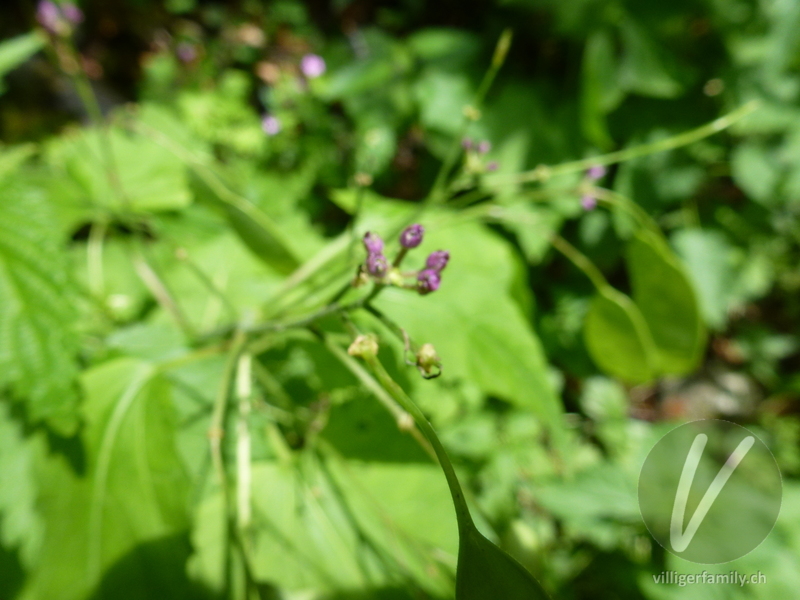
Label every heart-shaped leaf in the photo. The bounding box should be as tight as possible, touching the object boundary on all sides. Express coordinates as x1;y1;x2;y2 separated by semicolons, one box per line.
584;286;657;384
456;526;551;599
626;229;706;374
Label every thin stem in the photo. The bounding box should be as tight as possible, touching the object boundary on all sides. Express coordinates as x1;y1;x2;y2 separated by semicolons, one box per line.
322;335;436;462
208;329;246;600
360;353;475;535
592;188;662;237
549;233;609;292
487;100;760;186
130;242;195;338
235;353;253;533
427;29;514;205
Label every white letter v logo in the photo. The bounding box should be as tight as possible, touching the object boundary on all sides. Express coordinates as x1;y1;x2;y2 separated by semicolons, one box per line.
670;433;755;552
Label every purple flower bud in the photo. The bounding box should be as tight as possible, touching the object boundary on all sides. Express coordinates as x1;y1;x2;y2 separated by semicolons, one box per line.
399;224;424;249
363;232;384;255
261;115;281;135
176;42;197;64
477;140;491;154
61;2;84;25
461;137;473;150
486;161;498;172
587;165;606;180
425;250;450;272
36;1;61;34
417;269;441;295
366;253;388;277
581;195;597;211
301;54;326;78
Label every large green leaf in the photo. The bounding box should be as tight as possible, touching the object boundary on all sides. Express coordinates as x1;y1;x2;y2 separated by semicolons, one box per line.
374;220;563;437
583;287;656;384
626;230;706;375
0;402;44;568
23;358;190;600
188;458;456;597
46;126;192;213
0;183;80;433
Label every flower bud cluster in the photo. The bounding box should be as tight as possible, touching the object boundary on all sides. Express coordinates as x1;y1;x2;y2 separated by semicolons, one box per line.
361;225;450;296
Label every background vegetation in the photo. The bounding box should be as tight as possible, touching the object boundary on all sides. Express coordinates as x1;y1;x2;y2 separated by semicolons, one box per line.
0;0;799;599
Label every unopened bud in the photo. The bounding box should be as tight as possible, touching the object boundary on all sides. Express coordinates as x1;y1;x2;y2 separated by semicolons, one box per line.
347;334;379;359
416;343;442;378
399;223;424;249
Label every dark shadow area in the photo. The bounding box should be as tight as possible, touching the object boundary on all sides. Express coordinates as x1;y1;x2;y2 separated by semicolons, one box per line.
88;533;216;600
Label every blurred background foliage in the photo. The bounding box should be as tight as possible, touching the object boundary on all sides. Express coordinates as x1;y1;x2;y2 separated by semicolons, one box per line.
0;0;799;599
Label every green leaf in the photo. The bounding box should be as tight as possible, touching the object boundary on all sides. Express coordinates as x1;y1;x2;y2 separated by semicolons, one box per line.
618;20;683;99
189;457;456;596
583;287;657;384
375;220;563;436
493;203;563;264
0;144;36;182
731;141;781;205
581;30;623;149
626;230;706;374
0;401;44;567
456;527;550;599
671;229;738;330
46;126;192;213
0;185;80;433
24;358;190;600
0;33;45;94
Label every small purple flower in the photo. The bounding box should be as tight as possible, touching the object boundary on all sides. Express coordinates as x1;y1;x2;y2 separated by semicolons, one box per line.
176;42;197;64
425;250;450;272
261;115;281;135
61;2;83;25
363;232;384;255
461;137;473;150
300;54;326;78
399;224;424;249
486;161;498;172
587;165;607;180
477;140;491;154
417;269;441;295
366;253;388;277
36;0;61;34
581;195;597;211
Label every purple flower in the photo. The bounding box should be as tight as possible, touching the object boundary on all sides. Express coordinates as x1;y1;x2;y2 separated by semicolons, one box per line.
477;140;491;154
461;137;473;150
417;269;441;295
581;195;597;211
486;161;498;172
61;2;83;25
425;250;449;272
36;1;61;33
261;115;281;135
176;42;197;64
300;54;326;78
399;224;424;249
366;253;388;277
363;232;384;255
587;165;606;180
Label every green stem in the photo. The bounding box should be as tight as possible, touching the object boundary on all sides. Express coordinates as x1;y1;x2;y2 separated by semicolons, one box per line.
322;336;436;462
549;233;609;292
427;29;514;205
487;100;760;186
359;352;475;535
